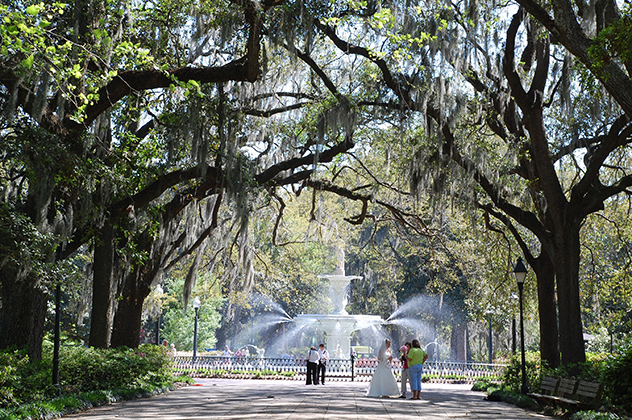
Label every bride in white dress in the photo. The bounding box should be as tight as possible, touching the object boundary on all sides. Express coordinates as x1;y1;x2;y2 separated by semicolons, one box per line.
366;338;400;397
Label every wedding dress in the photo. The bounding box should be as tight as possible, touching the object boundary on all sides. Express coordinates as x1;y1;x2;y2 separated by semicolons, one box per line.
366;340;400;397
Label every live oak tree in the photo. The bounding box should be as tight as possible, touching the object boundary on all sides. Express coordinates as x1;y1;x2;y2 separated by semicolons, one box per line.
279;0;632;368
2;0;630;363
0;0;366;355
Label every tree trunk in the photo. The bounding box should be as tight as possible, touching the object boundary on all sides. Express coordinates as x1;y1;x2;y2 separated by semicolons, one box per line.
522;103;584;368
532;251;560;368
110;269;151;348
555;222;586;367
89;222;117;348
450;322;467;362
0;273;47;361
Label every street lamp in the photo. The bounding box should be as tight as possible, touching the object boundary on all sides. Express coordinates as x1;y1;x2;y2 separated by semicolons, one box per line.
486;308;494;365
192;297;201;362
155;285;164;345
52;281;61;396
513;257;529;394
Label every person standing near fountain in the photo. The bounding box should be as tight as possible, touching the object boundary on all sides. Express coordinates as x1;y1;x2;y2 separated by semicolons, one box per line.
366;339;400;398
398;342;412;398
407;339;428;400
306;346;320;385
318;343;329;385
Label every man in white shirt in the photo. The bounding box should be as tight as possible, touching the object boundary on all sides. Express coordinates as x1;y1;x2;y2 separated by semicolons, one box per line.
306;346;320;385
318;343;330;385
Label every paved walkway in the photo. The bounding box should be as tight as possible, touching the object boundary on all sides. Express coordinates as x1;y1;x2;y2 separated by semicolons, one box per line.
63;379;554;419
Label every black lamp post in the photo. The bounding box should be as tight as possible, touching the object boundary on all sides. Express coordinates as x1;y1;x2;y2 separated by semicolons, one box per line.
513;257;529;394
52;281;61;396
486;309;493;365
192;297;201;362
154;285;163;345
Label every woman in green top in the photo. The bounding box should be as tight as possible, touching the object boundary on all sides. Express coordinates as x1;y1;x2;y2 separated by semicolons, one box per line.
407;339;428;400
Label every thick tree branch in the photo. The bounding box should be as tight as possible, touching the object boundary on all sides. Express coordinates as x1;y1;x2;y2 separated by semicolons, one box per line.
255;134;355;184
244;102;308;117
63;165;218;257
81;60;252;133
503;10;530;108
517;0;632;117
305;179;438;237
576;118;632;198
315;20;414;109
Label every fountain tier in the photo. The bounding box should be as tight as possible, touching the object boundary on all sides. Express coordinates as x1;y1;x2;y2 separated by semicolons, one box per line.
293;250;384;357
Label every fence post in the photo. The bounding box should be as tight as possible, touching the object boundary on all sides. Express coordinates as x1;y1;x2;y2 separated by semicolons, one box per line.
350;352;355;381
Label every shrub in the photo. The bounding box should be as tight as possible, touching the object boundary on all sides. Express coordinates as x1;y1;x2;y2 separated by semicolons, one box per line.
571;411;624;420
0;344;174;413
471;380;496;392
549;354;605;382
488;389;538;409
0;345;178;419
0;349;55;408
60;344;173;392
601;340;632;413
500;351;541;393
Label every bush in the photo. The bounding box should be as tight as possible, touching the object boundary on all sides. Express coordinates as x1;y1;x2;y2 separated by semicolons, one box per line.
601;340;632;413
571;411;624;420
0;349;56;407
60;344;173;392
498;346;632;416
488;389;538;409
0;343;176;419
500;351;542;393
471;379;496;392
548;353;605;382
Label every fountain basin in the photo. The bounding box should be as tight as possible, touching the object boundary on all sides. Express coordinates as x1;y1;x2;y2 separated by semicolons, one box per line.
294;313;383;357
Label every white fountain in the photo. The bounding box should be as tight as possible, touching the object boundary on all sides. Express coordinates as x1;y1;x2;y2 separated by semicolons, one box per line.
294;245;383;357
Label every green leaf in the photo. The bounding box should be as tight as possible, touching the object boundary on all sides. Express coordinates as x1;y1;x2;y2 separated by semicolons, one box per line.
26;5;39;15
21;54;34;69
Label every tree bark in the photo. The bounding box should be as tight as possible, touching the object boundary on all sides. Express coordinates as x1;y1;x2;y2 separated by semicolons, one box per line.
89;222;117;348
450;322;467;362
110;227;165;348
110;269;151;348
531;251;560;368
0;273;47;361
554;220;586;367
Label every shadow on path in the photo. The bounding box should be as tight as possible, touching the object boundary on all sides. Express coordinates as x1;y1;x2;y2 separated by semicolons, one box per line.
62;379;554;419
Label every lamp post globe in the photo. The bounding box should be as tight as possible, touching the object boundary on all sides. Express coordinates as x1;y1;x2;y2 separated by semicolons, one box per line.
513;257;529;394
192;297;201;362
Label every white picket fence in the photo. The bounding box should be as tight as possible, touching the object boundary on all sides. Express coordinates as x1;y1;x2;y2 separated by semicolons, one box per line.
171;355;506;383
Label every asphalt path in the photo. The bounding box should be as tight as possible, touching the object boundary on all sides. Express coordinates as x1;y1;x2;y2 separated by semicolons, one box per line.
62;379;555;419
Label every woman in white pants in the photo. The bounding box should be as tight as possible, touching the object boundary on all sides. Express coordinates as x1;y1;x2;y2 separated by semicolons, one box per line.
399;342;412;398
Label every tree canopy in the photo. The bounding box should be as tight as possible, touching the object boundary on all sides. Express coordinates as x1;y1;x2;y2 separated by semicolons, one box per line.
1;0;631;368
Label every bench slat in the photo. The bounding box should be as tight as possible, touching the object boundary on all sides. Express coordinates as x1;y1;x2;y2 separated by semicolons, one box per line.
528;378;603;412
576;381;602;396
527;376;560;405
539;376;559;393
556;378;578;398
576;380;603;408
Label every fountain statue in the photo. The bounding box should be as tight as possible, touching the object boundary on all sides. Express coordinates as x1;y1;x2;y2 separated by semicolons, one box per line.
294;243;383;357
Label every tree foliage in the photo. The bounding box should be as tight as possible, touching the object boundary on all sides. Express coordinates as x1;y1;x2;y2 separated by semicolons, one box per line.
0;0;630;370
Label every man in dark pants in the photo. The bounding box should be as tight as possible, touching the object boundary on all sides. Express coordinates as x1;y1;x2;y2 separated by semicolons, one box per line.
318;343;329;385
306;346;320;385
